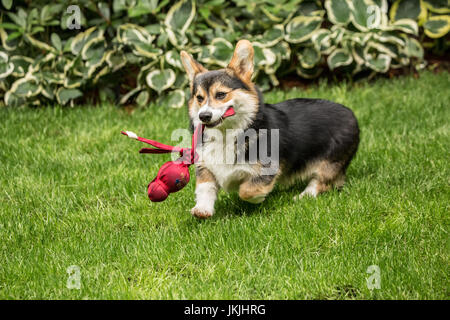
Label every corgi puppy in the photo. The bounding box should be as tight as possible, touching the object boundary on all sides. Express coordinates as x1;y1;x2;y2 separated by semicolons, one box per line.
180;40;359;219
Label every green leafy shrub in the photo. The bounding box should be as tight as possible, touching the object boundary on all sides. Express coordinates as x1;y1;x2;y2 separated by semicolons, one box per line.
0;0;445;107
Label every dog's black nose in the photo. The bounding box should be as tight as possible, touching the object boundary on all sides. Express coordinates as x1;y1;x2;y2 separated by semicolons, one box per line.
199;111;212;122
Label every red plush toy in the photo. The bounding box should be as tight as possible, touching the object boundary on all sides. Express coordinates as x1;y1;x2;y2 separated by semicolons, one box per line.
122;107;235;202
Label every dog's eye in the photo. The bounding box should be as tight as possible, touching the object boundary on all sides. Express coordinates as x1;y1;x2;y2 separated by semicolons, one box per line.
215;92;226;100
196;95;204;103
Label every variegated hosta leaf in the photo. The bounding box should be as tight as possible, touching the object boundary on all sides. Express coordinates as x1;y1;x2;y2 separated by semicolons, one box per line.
41;70;65;85
0;51;14;79
81;36;106;62
56;88;83;105
81;36;107;78
198;38;233;68
389;0;427;24
146;69;176;93
260;6;284;23
349;62;363;75
327;49;353;70
372;0;390;28
352;45;366;65
136;60;158;85
296;65;323;79
162;89;186;108
0;28;17;51
253;43;277;71
119;86;142;105
311;29;332;52
364;50;392;73
93;66;109;84
423;0;450;14
41;85;55;100
298;46;321;69
105;50;127;72
132;43;163;59
165;27;189;49
116;23;153;46
349;0;378;31
64;56;85;78
125;52;143;65
254;75;271;92
388;19;419;35
8;74;41;98
403;37;424;59
64;76;83;89
373;31;406;47
365;41;399;58
70;27;101;55
260;25;285;47
51;33;62;52
346;31;372;47
285;16;323;44
165;50;184;70
261;47;282;78
209;38;234;64
25;34;57;54
261;42;290;84
113;0;132;12
270;41;291;61
424;15;450;38
4;91;26;107
174;72;188;88
325;0;351;25
330;25;346;44
136;90;149;107
297;0;325;17
164;0;196;34
31;53;57;73
401;53;411;66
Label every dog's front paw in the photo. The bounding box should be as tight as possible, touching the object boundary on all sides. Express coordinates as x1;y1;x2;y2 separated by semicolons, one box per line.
191;206;214;219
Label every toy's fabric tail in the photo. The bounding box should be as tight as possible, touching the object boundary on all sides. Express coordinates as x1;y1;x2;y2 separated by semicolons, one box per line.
121;124;204;164
121;131;184;154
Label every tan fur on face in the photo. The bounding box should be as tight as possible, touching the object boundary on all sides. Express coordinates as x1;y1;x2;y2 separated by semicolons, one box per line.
188;86;206;120
208;82;233;106
194;86;207;106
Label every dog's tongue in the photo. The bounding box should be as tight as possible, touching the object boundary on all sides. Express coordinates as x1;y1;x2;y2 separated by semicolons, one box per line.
223;107;235;118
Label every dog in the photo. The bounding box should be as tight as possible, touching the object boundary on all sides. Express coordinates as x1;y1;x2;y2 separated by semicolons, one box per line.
180;40;360;219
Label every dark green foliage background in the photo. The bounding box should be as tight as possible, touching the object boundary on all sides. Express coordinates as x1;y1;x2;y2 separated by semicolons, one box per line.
0;0;448;107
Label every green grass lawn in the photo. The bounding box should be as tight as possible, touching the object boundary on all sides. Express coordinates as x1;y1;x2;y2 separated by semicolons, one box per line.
0;71;448;299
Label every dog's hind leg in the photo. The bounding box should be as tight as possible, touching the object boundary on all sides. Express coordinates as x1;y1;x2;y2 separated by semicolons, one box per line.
239;174;278;204
293;160;343;200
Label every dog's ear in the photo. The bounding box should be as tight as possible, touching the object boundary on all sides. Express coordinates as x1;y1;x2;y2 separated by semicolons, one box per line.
180;51;207;83
227;40;254;83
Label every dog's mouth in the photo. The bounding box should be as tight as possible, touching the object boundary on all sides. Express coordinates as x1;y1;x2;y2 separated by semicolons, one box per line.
204;107;235;128
205;118;224;128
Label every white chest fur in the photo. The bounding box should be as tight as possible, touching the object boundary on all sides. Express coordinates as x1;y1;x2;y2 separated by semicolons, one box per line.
197;132;258;192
